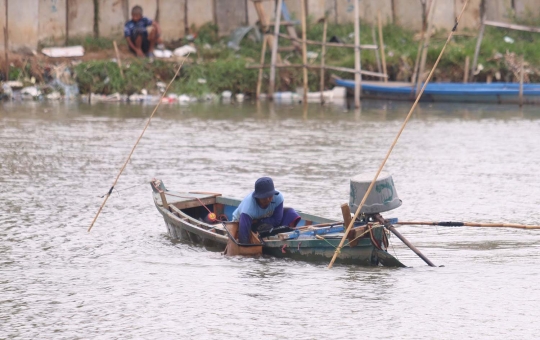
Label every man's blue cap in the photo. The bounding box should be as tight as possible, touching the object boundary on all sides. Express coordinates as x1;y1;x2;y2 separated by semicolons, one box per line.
252;177;278;199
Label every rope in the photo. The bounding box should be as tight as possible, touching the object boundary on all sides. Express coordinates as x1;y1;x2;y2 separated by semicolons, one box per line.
328;0;471;269
88;55;190;232
97;181;148;198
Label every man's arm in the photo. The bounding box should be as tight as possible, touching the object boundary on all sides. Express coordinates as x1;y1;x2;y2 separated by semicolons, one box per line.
238;213;253;244
151;21;162;36
259;202;284;227
125;36;144;57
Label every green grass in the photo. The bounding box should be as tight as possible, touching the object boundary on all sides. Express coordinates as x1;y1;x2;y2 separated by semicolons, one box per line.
58;17;540;95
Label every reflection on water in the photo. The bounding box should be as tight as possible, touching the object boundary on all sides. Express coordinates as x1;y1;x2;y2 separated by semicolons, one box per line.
1;100;540;339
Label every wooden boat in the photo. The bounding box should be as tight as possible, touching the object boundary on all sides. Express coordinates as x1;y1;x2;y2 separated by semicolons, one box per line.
150;179;406;267
335;79;540;104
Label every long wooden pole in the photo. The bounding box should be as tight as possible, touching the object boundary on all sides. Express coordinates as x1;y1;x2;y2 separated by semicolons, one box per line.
377;11;387;83
277;33;378;49
256;35;268;99
470;12;486;81
268;0;283;100
416;0;437;95
396;221;540;230
301;0;308;104
320;18;328;104
88;56;189;232
463;56;470;83
353;0;361;108
328;0;471;269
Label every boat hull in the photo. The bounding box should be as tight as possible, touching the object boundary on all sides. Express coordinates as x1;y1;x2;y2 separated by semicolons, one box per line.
336;79;540;104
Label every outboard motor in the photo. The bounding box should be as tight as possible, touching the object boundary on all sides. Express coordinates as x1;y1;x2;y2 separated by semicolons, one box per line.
349;172;402;215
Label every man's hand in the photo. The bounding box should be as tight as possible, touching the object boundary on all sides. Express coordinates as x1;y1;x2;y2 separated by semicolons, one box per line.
135;49;145;57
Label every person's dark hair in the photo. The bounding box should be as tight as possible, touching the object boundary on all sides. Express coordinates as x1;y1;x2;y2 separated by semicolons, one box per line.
131;5;143;16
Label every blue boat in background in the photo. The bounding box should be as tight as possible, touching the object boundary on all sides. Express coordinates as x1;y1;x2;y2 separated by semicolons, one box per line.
334;79;540;104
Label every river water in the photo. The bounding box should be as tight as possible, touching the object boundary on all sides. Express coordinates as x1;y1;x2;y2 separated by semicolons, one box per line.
1;99;539;339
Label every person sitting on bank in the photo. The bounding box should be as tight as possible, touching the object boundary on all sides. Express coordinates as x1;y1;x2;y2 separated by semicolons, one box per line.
124;5;162;57
232;177;301;244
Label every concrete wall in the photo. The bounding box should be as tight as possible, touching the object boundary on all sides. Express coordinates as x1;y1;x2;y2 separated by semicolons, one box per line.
39;0;67;45
215;0;247;36
159;0;186;40
0;0;539;52
5;0;39;52
187;0;214;30
514;0;540;19
99;0;126;37
67;0;94;37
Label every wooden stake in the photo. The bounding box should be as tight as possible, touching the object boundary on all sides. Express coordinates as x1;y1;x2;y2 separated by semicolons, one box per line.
519;57;524;107
463;56;470;83
256;35;268;100
471;12;486;81
354;0;361;108
371;25;382;77
412;0;432;86
88;56;190;232
328;0;472;269
377;11;387;83
113;41;124;79
416;0;437;95
301;0;308;104
320;18;328;104
268;0;283;100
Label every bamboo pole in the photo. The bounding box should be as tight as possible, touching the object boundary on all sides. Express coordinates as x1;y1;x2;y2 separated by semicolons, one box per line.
471;12;486;81
371;25;382;77
246;63;388;78
374;215;435;267
277;33;378;49
484;20;540;33
463;56;470;83
113;41;124;79
256;35;269;99
268;0;283;100
377;11;387;83
412;0;432;86
328;0;472;269
354;0;361;108
301;0;308;104
320;18;328;104
416;0;437;95
519;57;524;107
88;56;189;232
396;221;540;230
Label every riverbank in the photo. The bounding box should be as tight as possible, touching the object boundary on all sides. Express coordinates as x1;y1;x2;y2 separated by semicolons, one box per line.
1;20;540;101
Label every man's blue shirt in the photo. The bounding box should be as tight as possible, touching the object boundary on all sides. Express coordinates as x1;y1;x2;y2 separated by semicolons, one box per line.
124;17;153;38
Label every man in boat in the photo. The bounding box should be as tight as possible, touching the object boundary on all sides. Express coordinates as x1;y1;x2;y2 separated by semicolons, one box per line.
124;5;162;58
232;177;301;244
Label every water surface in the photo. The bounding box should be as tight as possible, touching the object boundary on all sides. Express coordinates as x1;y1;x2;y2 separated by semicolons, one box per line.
1;100;539;339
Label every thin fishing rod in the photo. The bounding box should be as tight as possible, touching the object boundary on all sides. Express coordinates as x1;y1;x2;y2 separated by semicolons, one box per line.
88;55;189;232
328;0;471;269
